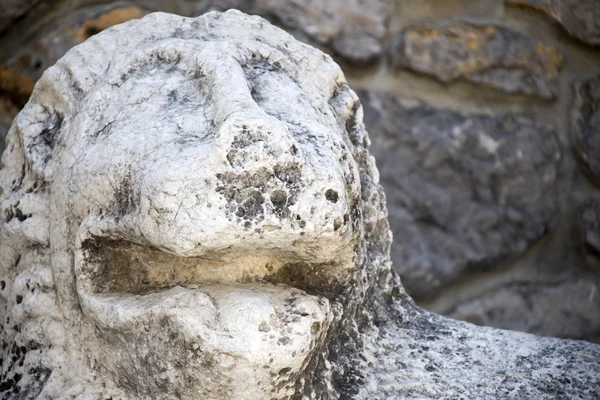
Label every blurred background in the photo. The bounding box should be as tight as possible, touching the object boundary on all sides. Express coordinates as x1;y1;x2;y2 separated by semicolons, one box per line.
1;0;599;342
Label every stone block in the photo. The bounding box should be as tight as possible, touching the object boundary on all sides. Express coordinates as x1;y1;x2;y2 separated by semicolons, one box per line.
391;21;563;98
361;91;561;300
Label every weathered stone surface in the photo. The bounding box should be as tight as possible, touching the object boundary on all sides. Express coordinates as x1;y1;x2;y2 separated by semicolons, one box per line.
391;21;564;99
360;91;561;301
1;10;599;400
197;0;393;64
507;0;600;46
443;278;600;342
572;76;600;184
362;303;600;399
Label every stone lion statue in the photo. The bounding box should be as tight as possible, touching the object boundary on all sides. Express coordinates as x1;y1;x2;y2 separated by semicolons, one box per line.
0;10;598;400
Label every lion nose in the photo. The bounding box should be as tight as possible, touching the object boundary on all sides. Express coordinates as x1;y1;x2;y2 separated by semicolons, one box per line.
204;53;301;170
217;115;301;171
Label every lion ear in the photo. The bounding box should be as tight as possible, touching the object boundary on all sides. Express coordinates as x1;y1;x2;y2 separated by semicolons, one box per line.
16;64;79;181
17;106;62;180
15;40;108;180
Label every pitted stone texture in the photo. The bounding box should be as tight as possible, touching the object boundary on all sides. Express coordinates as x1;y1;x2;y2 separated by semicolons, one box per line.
360;91;561;301
1;10;599;400
572;76;600;185
391;21;563;99
507;0;600;46
197;0;393;64
442;278;600;342
359;303;600;399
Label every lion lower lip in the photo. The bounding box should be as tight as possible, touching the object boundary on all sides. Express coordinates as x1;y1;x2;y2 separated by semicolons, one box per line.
81;283;328;318
77;282;333;399
81;283;317;321
80;283;332;362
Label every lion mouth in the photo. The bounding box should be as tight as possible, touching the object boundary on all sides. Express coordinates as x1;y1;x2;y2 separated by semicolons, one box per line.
75;238;338;383
78;239;350;295
76;238;348;332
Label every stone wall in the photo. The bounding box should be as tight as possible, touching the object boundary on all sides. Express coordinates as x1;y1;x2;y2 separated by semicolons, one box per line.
1;0;599;342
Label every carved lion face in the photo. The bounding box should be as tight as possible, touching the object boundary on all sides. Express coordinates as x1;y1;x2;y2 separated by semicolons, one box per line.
1;11;385;399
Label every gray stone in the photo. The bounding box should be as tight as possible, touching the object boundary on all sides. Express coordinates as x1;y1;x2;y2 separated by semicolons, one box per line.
362;303;600;399
572;75;600;184
196;0;393;64
507;0;600;46
1;10;598;399
443;278;600;342
391;21;564;99
360;91;561;301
